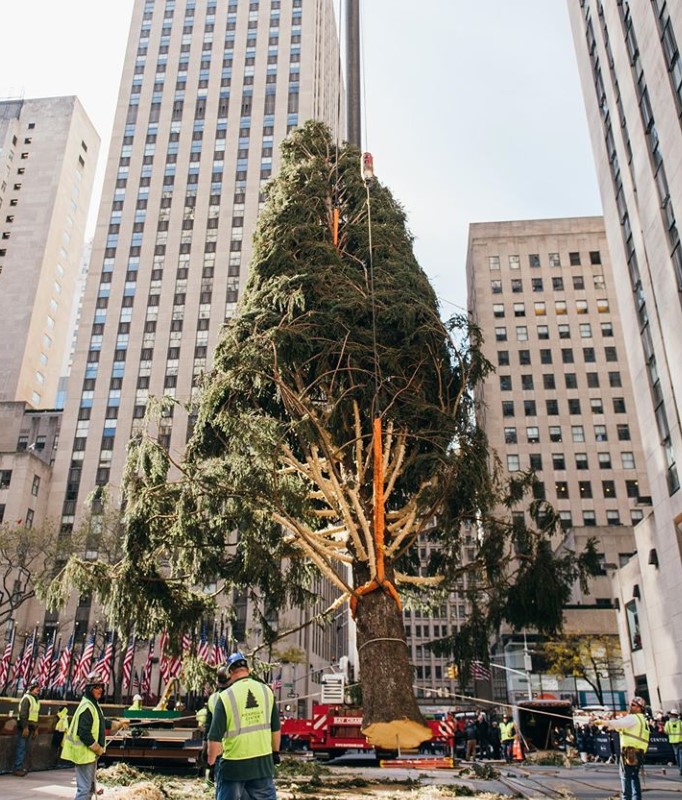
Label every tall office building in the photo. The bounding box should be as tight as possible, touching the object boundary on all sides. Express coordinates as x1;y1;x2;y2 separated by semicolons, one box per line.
568;1;682;706
467;217;651;703
48;0;341;529
0;97;99;409
41;0;343;706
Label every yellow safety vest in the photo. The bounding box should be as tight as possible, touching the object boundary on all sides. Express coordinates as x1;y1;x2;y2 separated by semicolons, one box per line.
665;719;682;744
500;721;515;741
208;690;221;715
19;693;40;723
61;697;100;765
55;708;69;732
196;706;208;727
128;700;142;711
620;713;650;752
219;678;274;762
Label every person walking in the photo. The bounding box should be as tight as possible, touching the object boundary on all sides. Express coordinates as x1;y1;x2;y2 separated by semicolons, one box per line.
596;696;650;800
60;671;128;800
664;708;682;776
13;678;41;776
464;717;477;761
499;713;516;763
207;652;281;800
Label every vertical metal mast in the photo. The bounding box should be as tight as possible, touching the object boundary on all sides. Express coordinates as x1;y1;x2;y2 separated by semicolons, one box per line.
345;0;361;147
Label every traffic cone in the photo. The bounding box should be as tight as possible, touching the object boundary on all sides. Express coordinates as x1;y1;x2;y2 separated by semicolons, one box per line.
512;737;524;761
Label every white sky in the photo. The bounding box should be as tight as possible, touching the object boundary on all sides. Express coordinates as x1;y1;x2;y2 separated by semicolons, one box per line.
0;0;602;314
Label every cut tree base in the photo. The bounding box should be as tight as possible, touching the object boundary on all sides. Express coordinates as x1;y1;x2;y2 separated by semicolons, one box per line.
362;718;433;750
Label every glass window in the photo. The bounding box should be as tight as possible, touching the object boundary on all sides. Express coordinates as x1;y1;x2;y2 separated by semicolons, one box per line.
580;323;592;338
524;400;537;416
558;324;570;339
491;279;502;294
606;510;621;525
576;453;589;469
573;275;585;290
587;372;599;388
599;452;612;468
532;278;543;292
549;252;561;267
569;251;581;265
495;327;507;341
576;299;588;314
622;452;635;469
595;425;608;441
608;371;622;387
572;425;585;442
603;480;616;498
504;427;517;444
562;348;574;363
552;276;564;290
507;454;521;471
521;374;534;390
626;600;642;651
498;351;510;366
526;426;540;443
493;303;505;317
601;321;613;337
509;255;520;269
617;424;631;441
516;326;528;340
605;346;618;362
489;255;500;270
546;399;559;415
543;374;556;389
597;298;610;312
500;375;512;391
590;398;604;414
529;453;543;470
579;481;593;498
555;300;568;315
556;481;569;498
529;254;541;268
549;426;562;442
502;401;515;417
565;373;578;389
511;279;523;293
552;453;566;469
613;397;626;413
537;325;549;339
583;510;597;526
540;349;552;364
519;350;531;365
626;480;639;499
534;302;546;315
568;398;581;414
590;250;602;265
594;274;606;289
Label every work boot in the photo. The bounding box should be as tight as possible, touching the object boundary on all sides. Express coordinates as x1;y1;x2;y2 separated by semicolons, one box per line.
13;769;27;776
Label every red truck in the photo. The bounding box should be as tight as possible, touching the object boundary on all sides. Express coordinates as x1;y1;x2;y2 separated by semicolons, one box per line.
280;703;457;759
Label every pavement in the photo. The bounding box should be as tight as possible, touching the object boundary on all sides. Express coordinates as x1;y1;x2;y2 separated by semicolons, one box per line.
0;762;681;799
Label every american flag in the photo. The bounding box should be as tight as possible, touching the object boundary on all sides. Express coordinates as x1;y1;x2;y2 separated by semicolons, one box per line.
271;673;282;691
14;633;36;688
53;633;74;689
122;636;136;691
472;660;492;681
197;626;210;663
37;634;56;687
132;668;140;693
44;636;61;689
210;629;223;667
73;631;96;688
98;632;115;687
166;632;187;680
0;633;14;689
141;638;155;699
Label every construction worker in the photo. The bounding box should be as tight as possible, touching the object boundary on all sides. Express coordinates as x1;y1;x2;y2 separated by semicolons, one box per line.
61;671;129;800
52;705;70;750
13;678;41;776
128;693;144;711
207;652;281;800
595;696;650;800
665;708;682;776
204;666;231;788
499;713;516;763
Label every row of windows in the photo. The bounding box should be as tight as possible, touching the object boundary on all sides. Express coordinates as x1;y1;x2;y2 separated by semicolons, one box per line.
491;274;605;293
502;398;631;420
495;321;613;342
496;345;618;365
489;251;602;270
507;450;636;473
516;506;641;528
503;421;627;445
492;298;610;315
500;371;622;391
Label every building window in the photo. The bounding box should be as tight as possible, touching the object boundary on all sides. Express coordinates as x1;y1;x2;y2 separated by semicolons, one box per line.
529;254;541;268
543;374;556;390
555;300;568;315
498;351;510;366
605;346;618;362
537;325;549;340
500;375;512;391
583;510;597;527
579;481;593;498
549;426;562;443
595;425;608;442
516;326;528;341
546;399;559;415
502;401;515;417
597;298;610;312
568;399;581;414
576;453;589;470
590;250;602;265
608;372;622;388
549;252;561;267
552;453;566;470
524;400;537;417
603;480;616;498
521;374;534;390
511;279;523;293
617;424;631;441
495;327;507;342
507;454;520;472
569;251;581;265
509;255;520;269
556;481;569;499
526;426;540;444
626;480;639;499
489;255;500;270
0;470;12;489
532;278;543;292
613;397;626;413
565;373;578;389
491;279;502;294
529;453;543;470
599;452;612;469
626;600;642;651
622;452;635;469
606;510;621;526
573;275;585;290
552;276;564;290
586;372;599;388
540;349;552;364
504;427;517;444
31;475;40;496
572;426;585;443
562;349;574;364
590;398;604;414
519;350;531;365
25;508;34;528
534;302;546;315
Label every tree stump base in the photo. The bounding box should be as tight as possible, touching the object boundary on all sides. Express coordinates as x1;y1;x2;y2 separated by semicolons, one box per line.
362;718;433;750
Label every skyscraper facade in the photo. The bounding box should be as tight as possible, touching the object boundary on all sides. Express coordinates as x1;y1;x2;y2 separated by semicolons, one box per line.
48;0;341;534
466;217;650;703
0;97;99;409
568;1;682;706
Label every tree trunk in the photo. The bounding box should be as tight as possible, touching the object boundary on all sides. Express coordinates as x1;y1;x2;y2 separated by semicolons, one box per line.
353;565;431;749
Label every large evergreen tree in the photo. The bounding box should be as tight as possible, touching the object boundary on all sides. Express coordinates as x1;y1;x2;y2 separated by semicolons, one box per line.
48;121;596;747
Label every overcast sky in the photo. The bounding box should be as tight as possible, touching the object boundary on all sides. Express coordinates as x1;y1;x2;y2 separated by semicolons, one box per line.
0;0;602;314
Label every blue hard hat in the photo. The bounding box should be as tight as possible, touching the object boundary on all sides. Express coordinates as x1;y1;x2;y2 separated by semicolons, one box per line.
226;651;248;672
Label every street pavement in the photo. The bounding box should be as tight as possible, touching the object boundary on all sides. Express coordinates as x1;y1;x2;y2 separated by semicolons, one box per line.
0;762;681;799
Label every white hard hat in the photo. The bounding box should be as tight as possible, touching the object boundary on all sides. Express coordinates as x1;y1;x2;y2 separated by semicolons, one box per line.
670;708;680;716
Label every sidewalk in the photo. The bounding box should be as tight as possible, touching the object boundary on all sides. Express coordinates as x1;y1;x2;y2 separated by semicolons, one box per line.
0;769;74;799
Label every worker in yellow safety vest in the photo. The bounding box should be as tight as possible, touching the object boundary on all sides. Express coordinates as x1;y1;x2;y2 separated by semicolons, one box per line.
13;678;41;776
128;693;143;711
665;709;682;776
596;696;650;800
499;714;516;763
51;706;70;750
207;652;281;800
61;671;129;800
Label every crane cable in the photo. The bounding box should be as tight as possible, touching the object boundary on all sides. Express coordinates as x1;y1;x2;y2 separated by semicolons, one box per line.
348;8;400;618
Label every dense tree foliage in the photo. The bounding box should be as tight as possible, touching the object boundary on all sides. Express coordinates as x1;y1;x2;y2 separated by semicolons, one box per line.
48;121;597;745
